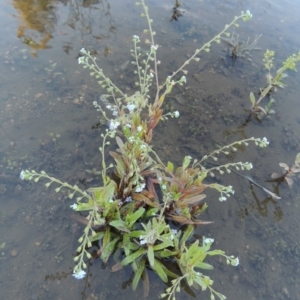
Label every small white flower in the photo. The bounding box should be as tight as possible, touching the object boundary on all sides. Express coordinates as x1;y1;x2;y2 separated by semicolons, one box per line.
219;196;227;202
246;10;253;18
128;136;135;143
139;235;147;245
109;199;114;203
112;111;118;116
125;123;132;128
72;269;86;279
106;105;112;109
262;137;269;145
171;229;178;234
92;101;97;106
174;111;180;118
78;56;85;64
204;238;214;244
109;120;120;131
20;170;25;180
80;48;86;54
70;203;78;210
150;72;154;78
151;44;158;51
246;162;253;170
140;144;146;149
137;125;143;132
233;257;239;266
181;75;187;83
133;35;140;42
126;103;135;112
135;182;145;193
161;184;167;190
125;196;132;203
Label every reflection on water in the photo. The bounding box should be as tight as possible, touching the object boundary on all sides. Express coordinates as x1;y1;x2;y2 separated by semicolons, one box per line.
12;0;57;52
1;0;300;299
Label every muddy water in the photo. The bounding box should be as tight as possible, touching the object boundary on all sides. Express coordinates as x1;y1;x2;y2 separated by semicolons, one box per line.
0;0;300;299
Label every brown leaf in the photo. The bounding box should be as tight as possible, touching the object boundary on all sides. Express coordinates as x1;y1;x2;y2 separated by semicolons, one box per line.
178;194;206;206
111;262;123;272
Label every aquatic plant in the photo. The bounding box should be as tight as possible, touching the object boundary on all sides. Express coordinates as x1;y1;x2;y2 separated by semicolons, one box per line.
271;153;300;187
249;49;300;117
221;32;261;63
20;3;267;300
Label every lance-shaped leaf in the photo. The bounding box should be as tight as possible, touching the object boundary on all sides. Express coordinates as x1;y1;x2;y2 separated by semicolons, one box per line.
132;192;161;208
126;207;145;228
110;151;126;177
182;156;192;170
195;261;214;270
121;248;146;266
147;245;155;268
101;236;119;263
167;214;212;225
132;259;146;290
109;220;131;233
180;225;194;249
178;194;206;207
152;259;168;282
166;161;174;173
249;92;256;107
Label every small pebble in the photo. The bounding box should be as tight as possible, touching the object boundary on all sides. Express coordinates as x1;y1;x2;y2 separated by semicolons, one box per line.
11;249;18;257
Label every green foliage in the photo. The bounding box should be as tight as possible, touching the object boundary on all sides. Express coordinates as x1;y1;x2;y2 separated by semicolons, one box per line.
250;49;300;117
20;2;268;299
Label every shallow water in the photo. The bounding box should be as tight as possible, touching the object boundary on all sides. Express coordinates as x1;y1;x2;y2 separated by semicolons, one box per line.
1;0;300;299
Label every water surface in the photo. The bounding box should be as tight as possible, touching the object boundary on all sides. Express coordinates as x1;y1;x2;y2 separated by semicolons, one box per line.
1;0;300;299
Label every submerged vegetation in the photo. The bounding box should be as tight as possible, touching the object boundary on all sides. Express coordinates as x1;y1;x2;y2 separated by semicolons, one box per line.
221;32;262;63
19;1;300;299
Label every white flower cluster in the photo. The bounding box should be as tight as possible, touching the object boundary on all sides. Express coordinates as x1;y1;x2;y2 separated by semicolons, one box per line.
126;103;135;112
259;137;269;147
219;196;227;201
139;235;148;245
135;182;146;193
218;185;235;202
174;111;180;118
245;162;253;170
20;170;25;180
133;35;140;42
242;10;253;21
109;120;120;131
203;237;214;245
233;257;239;266
72;269;86;279
70;203;78;210
151;44;158;52
180;75;187;84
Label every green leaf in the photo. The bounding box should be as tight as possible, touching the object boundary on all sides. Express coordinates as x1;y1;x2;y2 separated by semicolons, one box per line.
89;231;104;242
132;259;146;290
153;240;173;251
102;227;111;251
153;259;168;282
166;161;174;173
109;220;131;233
128;207;145;227
249;92;256;107
206;249;225;256
155;249;179;258
182;156;192;170
121;248;146;266
147;245;155;268
195;262;214;270
180;225;194;249
101;237;119;263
